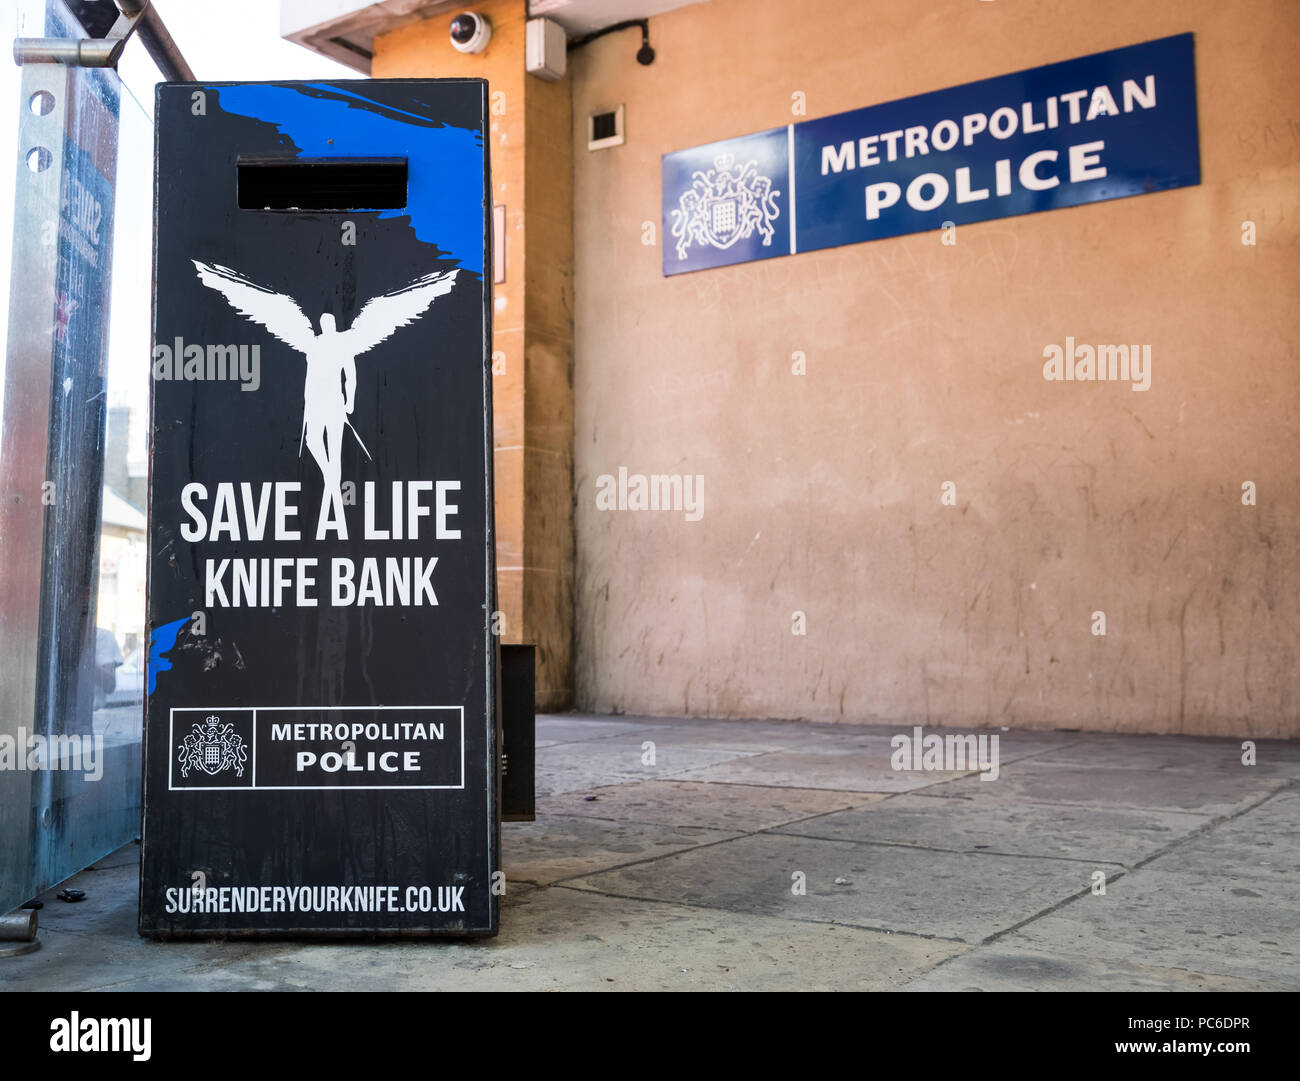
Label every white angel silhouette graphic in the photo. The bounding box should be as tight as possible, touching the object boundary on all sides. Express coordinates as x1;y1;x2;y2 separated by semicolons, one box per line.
192;259;458;508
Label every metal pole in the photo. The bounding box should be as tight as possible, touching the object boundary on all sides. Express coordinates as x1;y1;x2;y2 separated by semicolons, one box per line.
0;910;40;958
116;0;195;81
0;909;38;942
11;0;194;81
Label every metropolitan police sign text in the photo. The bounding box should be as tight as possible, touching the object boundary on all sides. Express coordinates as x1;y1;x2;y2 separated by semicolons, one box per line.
662;33;1200;274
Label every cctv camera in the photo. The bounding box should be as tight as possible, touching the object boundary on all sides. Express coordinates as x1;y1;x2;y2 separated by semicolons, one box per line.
449;12;492;54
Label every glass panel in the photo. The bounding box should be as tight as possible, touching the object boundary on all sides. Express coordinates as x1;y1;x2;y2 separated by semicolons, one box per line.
0;0;159;912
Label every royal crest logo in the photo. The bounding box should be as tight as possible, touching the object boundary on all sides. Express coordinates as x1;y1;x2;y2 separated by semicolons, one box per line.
670;153;781;260
178;714;248;778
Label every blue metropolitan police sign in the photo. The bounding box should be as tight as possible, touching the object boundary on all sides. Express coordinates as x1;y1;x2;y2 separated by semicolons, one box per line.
662;33;1200;275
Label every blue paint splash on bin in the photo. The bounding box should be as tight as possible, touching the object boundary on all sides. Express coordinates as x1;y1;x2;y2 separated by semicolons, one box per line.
147;617;189;696
214;83;485;274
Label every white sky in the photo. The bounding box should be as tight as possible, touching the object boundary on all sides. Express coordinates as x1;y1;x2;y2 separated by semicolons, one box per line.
120;0;354;100
0;0;354;431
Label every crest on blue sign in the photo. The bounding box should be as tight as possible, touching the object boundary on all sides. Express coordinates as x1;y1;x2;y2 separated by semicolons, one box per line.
670;153;782;261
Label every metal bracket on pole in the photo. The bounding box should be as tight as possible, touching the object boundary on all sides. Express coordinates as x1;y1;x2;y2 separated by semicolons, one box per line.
12;0;194;80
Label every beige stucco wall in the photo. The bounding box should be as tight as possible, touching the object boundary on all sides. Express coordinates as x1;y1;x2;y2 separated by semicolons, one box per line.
569;0;1300;736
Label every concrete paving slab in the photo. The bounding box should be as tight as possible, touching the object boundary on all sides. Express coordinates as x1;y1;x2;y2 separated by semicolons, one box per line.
548;716;1084;759
5;714;1297;992
1001;867;1300;988
595;720;867;753
4;850;547;992
84;841;145;872
534;739;761;795
1139;789;1300;882
920;762;1289;815
564;832;1116;943
534;766;637;797
675;751;978;792
3;858;285;991
467;886;968;991
1023;734;1300;778
534;715;664;748
537;779;886;831
503;816;738;885
6;875;967;992
899;945;1290;991
19;861;142;941
771;792;1211;864
806;727;1088;767
536;713;834;742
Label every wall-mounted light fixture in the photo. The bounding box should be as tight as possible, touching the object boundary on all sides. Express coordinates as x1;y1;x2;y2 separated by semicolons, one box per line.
568;18;654;66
